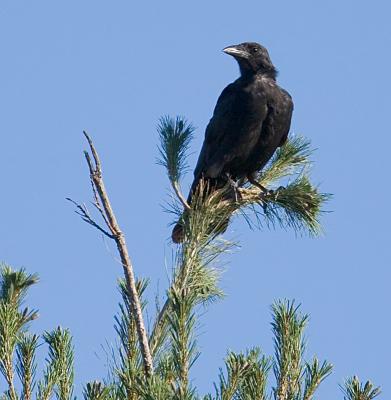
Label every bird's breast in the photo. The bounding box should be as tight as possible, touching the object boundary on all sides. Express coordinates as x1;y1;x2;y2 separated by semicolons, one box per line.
235;86;267;118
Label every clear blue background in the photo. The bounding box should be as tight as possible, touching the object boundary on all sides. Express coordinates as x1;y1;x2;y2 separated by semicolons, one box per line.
0;0;390;397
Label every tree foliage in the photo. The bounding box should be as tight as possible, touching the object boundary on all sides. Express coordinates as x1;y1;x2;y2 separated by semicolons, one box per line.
0;117;380;399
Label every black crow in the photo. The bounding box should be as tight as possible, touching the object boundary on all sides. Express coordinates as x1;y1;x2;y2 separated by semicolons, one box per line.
172;42;293;243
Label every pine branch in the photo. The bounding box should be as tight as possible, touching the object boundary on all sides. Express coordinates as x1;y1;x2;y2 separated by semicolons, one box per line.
0;303;19;400
157;116;194;185
153;118;330;370
303;358;333;400
238;176;330;236
147;182;233;400
68;131;153;377
157;116;194;211
214;351;254;400
0;266;39;400
236;349;271;400
167;288;199;399
212;302;332;400
154;353;176;391
0;265;39;308
341;377;381;400
133;375;174;400
83;381;111;400
272;300;307;400
36;369;57;400
16;334;39;400
149;185;231;357
259;136;312;185
114;279;149;399
40;328;74;400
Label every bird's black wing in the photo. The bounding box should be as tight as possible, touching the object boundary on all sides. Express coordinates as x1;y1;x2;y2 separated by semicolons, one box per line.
247;86;294;173
193;81;268;183
275;88;294;147
193;83;237;181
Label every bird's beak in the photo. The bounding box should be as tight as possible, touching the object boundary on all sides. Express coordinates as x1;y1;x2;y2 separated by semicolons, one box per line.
223;45;249;59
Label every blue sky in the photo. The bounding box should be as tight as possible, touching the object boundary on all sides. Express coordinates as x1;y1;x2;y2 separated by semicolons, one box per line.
0;0;390;397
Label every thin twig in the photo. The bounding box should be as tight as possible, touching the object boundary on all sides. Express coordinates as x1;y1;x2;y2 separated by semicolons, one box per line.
83;131;101;172
83;150;95;175
172;181;191;211
70;132;154;377
66;198;115;239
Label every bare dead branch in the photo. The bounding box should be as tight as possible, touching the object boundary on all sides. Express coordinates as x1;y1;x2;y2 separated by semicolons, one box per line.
83;131;101;172
83;150;95;175
66;198;115;239
89;176;112;231
70;132;154;377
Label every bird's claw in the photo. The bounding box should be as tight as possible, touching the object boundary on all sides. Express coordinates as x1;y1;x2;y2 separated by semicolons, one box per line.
263;185;285;196
259;185;286;203
226;174;242;203
258;187;273;198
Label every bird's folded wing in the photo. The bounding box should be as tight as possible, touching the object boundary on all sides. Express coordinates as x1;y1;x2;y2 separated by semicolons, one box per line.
194;83;242;180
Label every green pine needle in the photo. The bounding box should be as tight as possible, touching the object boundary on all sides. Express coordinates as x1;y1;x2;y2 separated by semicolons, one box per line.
272;300;308;400
167;287;199;398
157;116;195;183
16;333;39;400
0;265;39;400
341;376;381;400
38;327;74;400
303;358;333;400
259;175;331;235
215;348;270;400
113;279;148;399
83;381;112;400
260;136;313;185
0;264;39;307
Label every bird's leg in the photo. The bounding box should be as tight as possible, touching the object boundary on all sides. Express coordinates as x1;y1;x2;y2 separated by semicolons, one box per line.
225;173;242;202
247;174;269;193
247;174;286;202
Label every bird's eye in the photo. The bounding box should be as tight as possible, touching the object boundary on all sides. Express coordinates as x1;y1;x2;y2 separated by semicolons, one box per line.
252;47;258;53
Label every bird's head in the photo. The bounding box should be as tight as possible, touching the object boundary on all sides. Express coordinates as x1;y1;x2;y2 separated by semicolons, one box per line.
223;42;277;78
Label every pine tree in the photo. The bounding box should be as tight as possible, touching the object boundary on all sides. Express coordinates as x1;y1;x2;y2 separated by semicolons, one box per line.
0;117;380;399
